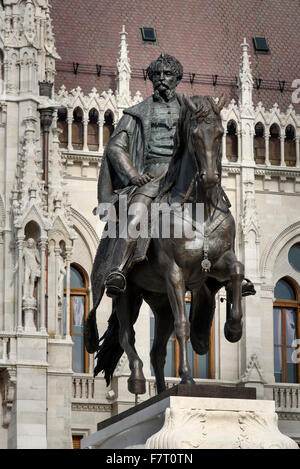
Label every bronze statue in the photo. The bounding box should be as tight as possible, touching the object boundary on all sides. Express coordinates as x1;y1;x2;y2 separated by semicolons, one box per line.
98;54;184;297
85;55;255;396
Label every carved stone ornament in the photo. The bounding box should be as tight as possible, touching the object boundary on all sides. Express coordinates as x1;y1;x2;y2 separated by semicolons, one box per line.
0;368;16;429
145;398;298;449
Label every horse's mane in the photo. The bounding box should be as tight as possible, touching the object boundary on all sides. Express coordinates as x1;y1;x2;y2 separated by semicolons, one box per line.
158;94;224;198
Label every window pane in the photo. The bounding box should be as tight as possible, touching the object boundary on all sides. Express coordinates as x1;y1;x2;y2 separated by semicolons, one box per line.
197;353;209;379
73;334;84;373
288;244;300;272
72;296;85;373
273;307;282;344
165;340;175;377
70;267;85;288
286;347;298;383
286;308;296;346
274;345;282;382
274;279;296;300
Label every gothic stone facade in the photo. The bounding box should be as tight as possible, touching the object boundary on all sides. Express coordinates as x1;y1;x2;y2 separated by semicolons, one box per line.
0;0;299;449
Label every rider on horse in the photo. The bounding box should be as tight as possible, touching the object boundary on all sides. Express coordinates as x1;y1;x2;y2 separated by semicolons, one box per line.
98;54;184;298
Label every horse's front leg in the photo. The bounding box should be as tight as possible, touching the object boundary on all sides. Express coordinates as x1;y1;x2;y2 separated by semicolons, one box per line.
212;250;244;343
165;261;195;385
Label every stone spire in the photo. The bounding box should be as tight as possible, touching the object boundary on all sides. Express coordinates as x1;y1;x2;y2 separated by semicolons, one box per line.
116;25;131;107
238;38;253;112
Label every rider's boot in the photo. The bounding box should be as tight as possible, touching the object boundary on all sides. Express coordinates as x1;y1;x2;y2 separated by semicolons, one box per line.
105;238;137;298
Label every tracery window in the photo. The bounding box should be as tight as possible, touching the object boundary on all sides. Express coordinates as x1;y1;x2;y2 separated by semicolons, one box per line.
57;108;68;149
67;264;89;373
254;122;265;164
226;120;238;162
269;123;280;166
284;125;296;167
88;108;99;151
72;107;84;150
273;277;300;383
103;110;114;147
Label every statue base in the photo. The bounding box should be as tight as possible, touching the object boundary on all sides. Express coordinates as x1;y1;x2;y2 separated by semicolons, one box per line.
23;298;37;332
81;384;298;449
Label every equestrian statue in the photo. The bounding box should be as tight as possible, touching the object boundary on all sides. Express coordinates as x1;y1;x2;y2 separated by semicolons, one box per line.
84;54;255;395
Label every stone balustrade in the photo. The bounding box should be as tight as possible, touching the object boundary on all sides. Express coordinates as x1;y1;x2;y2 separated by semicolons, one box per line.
0;333;16;365
267;383;300;411
72;374;95;400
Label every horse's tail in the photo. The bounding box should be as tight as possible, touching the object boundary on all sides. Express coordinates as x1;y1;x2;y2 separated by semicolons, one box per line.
189;280;219;355
93;304;123;385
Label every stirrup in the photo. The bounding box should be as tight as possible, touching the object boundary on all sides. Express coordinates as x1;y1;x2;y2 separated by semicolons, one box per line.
105;270;127;298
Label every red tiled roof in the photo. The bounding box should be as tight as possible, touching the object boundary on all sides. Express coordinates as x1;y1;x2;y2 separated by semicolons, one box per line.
50;0;300;111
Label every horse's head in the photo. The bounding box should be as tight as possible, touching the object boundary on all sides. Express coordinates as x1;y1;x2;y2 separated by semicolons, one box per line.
180;93;226;190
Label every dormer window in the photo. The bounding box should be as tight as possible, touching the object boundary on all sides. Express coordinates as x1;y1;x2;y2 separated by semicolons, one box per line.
141;27;157;44
253;37;270;54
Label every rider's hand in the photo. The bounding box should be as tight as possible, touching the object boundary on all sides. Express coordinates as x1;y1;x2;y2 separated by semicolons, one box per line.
130;173;153;187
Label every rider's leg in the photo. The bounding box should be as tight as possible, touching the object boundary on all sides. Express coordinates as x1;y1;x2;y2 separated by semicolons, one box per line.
105;193;152;297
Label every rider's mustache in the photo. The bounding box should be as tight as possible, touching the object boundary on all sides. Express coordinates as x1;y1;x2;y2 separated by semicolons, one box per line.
155;80;169;89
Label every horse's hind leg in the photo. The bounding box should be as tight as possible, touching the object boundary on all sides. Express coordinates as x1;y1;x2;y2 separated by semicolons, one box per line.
115;282;146;394
143;292;174;394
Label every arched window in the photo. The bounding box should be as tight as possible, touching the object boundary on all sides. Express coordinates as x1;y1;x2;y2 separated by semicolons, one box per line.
103;110;114;147
285;125;296;167
57;108;68;149
269;123;280;166
88;108;99;151
288;244;300;272
67;264;89;373
254;122;265;164
226;120;238;162
150;294;213;379
72;107;83;150
273;277;300;383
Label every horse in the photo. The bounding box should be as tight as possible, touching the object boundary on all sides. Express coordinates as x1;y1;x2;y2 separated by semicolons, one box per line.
86;94;252;396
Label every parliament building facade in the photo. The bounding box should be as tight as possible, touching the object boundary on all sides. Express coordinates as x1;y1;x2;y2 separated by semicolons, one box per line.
0;0;299;448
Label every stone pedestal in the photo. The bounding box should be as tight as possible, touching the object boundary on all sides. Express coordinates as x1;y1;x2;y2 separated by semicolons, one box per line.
81;385;298;449
23;298;37;332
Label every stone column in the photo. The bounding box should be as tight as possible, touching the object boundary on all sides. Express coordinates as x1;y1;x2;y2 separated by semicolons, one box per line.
83;116;89;152
54;246;61;338
295;136;300;167
16;236;25;332
98;116;104;153
280;132;285;167
64;247;72;340
237;128;242;162
265;130;270;166
39;237;47;333
67;110;73;151
222;130;228;163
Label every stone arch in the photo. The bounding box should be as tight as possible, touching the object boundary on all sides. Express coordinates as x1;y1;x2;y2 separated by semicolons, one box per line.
70;208;99;285
261;220;300;287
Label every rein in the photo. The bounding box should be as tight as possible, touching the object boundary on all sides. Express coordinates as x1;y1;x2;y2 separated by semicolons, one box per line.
174;146;230;273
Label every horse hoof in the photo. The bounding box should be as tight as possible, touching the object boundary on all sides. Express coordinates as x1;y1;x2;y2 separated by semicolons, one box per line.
224;319;243;343
128;378;146;395
180;377;195;386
